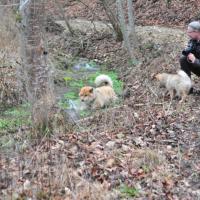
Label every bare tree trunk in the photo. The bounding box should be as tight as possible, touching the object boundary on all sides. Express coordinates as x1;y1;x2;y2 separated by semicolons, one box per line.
127;0;137;49
20;0;55;134
116;0;134;60
100;0;123;41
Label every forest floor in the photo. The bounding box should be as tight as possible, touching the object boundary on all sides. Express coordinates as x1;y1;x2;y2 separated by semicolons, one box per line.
0;1;200;199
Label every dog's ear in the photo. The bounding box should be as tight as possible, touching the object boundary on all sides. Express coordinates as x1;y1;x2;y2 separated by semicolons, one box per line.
151;73;157;80
151;73;161;80
89;88;93;93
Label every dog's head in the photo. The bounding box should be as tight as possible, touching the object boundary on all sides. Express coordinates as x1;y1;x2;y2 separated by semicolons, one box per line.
151;73;163;80
154;73;167;88
79;86;95;103
154;73;163;81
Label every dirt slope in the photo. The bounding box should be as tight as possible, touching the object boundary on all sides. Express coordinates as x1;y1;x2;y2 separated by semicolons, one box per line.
49;0;200;27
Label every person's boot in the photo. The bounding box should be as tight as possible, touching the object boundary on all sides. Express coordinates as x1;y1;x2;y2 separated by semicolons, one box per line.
190;87;200;96
189;87;193;95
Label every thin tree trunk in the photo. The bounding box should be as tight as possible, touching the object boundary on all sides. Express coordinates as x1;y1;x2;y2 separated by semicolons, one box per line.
100;0;123;41
116;0;134;60
54;0;75;36
20;0;55;133
127;0;137;49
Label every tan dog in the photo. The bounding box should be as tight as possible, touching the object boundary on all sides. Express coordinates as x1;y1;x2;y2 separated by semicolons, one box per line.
155;70;192;103
79;74;117;109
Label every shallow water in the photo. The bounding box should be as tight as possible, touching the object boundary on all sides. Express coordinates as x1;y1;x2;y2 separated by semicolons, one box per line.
54;58;123;120
54;59;101;119
73;62;99;72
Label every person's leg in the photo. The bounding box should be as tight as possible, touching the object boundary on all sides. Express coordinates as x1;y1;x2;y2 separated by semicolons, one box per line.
190;63;200;76
189;63;200;95
180;56;194;94
180;56;200;77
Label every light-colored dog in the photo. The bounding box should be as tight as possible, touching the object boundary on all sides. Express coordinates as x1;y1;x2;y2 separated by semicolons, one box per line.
79;74;117;109
155;70;192;103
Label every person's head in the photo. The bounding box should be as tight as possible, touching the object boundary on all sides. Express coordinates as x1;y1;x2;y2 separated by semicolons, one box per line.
187;21;200;40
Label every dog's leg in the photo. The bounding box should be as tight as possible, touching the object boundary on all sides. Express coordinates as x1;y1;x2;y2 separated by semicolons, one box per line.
164;90;169;97
92;98;104;109
174;89;181;100
169;89;174;101
113;95;118;101
179;91;187;103
92;102;101;109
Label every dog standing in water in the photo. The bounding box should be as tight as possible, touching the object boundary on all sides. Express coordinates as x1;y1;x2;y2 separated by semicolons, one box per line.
79;74;117;109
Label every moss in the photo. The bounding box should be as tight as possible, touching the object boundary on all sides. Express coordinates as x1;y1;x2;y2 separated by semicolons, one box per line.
120;185;139;198
79;110;91;117
58;100;69;109
36;190;49;200
64;91;78;100
0;104;31;134
63;76;73;82
15;13;22;23
69;80;85;88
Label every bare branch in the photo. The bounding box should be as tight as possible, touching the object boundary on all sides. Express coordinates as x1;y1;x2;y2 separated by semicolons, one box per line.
100;0;123;41
54;0;75;36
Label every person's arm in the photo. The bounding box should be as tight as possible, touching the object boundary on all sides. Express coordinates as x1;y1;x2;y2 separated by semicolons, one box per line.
182;40;193;56
194;58;200;67
188;53;200;67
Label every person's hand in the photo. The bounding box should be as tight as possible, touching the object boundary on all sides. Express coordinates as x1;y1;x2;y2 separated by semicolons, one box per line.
187;53;196;63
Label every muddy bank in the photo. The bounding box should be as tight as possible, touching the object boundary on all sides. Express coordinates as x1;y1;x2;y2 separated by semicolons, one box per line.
55;19;188;45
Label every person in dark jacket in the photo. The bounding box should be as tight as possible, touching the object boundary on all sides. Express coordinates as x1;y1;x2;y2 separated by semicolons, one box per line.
180;21;200;93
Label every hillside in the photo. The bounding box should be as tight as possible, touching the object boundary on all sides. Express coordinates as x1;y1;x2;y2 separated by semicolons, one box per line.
49;0;200;27
0;1;200;199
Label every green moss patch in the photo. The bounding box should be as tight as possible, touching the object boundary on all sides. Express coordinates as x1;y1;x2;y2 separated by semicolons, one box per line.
120;185;139;198
0;104;31;134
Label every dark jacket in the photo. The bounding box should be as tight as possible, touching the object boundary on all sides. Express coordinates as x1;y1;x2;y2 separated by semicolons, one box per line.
185;39;200;66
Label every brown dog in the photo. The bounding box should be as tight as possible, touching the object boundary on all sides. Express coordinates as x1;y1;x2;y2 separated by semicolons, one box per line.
79;75;117;109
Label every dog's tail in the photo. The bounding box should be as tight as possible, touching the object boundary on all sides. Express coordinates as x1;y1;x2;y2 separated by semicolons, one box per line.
95;74;113;87
177;70;190;79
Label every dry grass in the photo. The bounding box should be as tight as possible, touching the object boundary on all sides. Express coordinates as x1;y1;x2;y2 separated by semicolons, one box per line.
0;8;19;57
0;8;21;107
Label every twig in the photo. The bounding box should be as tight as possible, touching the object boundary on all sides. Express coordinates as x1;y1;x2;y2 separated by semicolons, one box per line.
147;85;158;98
54;0;75;36
134;103;163;107
77;0;113;32
0;3;19;7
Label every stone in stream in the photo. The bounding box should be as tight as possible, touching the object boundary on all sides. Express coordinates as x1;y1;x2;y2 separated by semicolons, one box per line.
72;62;99;71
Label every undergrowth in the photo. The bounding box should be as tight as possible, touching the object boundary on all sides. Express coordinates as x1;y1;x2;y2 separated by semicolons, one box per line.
0;104;31;135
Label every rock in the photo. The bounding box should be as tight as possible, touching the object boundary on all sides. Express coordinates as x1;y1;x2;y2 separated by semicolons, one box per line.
106;158;115;168
167;145;172;150
12;192;19;199
122;144;129;151
134;137;146;147
106;141;116;149
46;17;65;34
122;88;131;99
116;133;125;139
70;145;78;154
65;187;72;195
23;180;31;190
134;112;139;118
